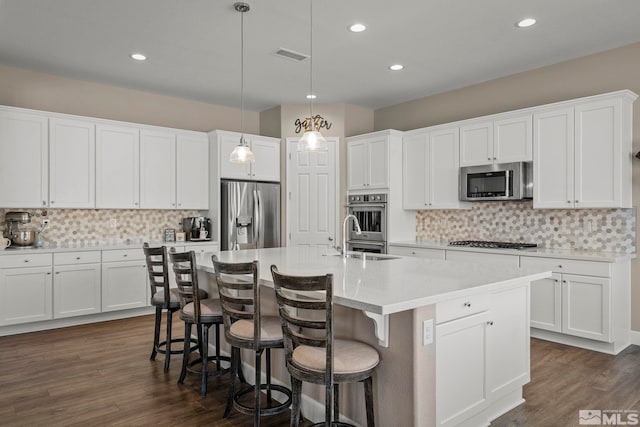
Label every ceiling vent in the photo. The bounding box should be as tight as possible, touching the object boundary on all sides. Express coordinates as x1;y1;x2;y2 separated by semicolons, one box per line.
272;47;309;62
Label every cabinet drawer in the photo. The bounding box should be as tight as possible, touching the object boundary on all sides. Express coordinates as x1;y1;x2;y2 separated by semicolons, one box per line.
54;251;101;265
446;250;519;266
520;256;610;277
0;253;52;268
188;244;219;256
436;293;491;324
102;248;145;263
388;245;445;260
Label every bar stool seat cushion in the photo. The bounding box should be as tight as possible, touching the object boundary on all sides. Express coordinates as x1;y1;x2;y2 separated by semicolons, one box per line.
292;339;380;375
229;316;283;344
181;298;223;322
151;288;208;308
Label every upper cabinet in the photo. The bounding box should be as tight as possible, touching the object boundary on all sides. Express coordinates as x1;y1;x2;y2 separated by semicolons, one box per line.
459;114;532;167
403;126;468;210
346;130;401;191
213;130;280;182
96;124;140;209
0;109;48;208
49;118;95;208
533;91;636;209
175;134;209;209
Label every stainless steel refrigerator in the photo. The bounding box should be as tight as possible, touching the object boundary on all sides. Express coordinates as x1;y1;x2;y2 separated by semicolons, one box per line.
220;179;281;251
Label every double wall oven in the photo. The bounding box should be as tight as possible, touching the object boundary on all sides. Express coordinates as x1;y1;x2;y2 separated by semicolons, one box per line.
346;193;387;254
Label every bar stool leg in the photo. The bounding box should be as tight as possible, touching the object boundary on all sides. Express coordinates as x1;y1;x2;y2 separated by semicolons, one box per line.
266;348;273;403
364;376;375;427
224;346;239;419
201;325;209;397
150;306;162;360
333;383;340;423
290;377;302;427
215;323;221;371
178;322;191;384
164;309;173;372
254;348;263;427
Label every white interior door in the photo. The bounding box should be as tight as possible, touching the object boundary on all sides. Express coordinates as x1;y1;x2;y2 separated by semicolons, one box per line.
286;137;338;249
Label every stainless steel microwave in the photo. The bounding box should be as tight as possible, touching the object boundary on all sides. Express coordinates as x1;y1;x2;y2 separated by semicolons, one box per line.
459;162;533;201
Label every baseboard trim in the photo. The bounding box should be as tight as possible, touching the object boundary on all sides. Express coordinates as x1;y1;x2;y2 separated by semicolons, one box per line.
629;330;640;346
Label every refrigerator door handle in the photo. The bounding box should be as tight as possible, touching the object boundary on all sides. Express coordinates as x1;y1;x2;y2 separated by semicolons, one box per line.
253;189;259;247
255;189;262;247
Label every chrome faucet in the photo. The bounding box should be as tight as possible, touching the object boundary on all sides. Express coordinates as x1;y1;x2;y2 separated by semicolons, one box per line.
342;214;362;257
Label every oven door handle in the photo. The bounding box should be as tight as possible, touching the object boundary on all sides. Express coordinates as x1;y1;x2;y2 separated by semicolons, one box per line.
346;203;386;208
346;241;386;246
504;170;511;198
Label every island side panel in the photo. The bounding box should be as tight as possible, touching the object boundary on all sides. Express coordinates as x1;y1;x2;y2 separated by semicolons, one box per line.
413;305;437;427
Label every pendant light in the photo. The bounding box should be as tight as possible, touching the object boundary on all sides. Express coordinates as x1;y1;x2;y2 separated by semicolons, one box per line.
230;2;255;163
298;0;327;152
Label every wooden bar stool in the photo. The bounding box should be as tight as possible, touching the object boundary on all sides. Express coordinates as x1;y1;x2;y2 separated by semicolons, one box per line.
212;255;292;426
143;243;205;372
169;250;230;397
270;265;380;427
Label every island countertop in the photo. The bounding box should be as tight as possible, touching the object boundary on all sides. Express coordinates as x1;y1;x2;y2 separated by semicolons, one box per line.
197;246;551;315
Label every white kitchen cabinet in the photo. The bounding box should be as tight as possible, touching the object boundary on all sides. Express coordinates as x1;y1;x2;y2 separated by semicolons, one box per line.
346;133;389;190
459;113;532;167
0;109;49;208
521;256;614;343
176;133;209;208
0;253;53;326
140;130;176;209
436;311;490;426
215;131;280;182
445;250;519;266
101;249;148;312
52;251;101;319
533;91;635;209
96;124;140;209
49;117;96;208
387;245;445;260
403;126;467;210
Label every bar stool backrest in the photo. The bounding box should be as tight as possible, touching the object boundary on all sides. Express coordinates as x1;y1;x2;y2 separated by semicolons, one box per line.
169;251;203;317
211;255;261;350
143;243;170;307
270;265;334;421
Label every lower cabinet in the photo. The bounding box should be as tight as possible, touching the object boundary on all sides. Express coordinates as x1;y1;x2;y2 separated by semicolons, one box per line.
0;266;53;326
53;251;101;319
436;284;529;426
387;245;445;260
101;249;148;312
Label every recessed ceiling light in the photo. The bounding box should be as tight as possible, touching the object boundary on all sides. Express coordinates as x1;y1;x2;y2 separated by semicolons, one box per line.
389;64;404;71
130;53;147;61
515;18;537;28
306;94;317;99
349;23;366;33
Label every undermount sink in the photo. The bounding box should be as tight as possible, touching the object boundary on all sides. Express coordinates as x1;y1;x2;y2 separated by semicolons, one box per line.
323;253;399;261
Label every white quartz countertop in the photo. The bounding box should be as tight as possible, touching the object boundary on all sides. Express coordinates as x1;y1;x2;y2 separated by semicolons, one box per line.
389;240;635;262
197;246;551;315
0;240;218;255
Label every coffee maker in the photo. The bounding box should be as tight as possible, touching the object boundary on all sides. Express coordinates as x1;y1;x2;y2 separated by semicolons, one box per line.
182;216;212;241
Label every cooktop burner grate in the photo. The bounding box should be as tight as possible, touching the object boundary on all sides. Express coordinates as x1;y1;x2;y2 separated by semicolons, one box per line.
449;240;538;250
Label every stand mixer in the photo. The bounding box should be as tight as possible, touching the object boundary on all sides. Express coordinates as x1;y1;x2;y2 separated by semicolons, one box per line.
3;211;46;248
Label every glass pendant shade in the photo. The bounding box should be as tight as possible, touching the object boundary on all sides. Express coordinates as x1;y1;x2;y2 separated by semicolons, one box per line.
230;137;255;163
298;129;327;151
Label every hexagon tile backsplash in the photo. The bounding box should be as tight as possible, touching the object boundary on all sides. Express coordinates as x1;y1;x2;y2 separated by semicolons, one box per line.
416;201;636;253
0;208;202;247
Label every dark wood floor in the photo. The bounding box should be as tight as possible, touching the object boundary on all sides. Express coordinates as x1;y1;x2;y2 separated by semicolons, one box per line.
1;315;639;426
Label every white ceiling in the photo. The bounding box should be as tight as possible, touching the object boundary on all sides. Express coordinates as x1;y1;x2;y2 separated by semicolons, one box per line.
1;0;640;112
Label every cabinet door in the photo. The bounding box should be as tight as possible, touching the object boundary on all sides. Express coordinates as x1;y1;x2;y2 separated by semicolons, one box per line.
140;130;176;209
574;98;621;208
250;137;280;182
562;274;611;342
402;133;428;209
0;266;52;325
459;120;493;166
494;114;532;163
49;118;95;208
53;263;101;318
96;124;140;208
347;140;368;190
530;273;562;332
177;134;209;209
486;285;530;398
429;127;462;209
101;261;148;312
533;107;574;208
219;133;251;179
367;137;389;189
436;311;490;426
0;110;48;208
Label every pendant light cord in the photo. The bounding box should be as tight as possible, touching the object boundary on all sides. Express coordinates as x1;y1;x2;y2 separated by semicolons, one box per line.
240;7;245;143
309;0;314;130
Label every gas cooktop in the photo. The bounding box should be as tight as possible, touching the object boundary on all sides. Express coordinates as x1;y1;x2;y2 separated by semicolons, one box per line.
449;240;538;250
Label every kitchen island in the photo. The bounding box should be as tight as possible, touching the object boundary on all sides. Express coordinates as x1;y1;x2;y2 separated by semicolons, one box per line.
197;246;551;427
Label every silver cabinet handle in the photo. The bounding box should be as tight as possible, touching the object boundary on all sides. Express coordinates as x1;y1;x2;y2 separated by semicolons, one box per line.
43;201;46;206
123;254;128;257
558;265;562;268
463;302;472;307
567;200;571;203
487;320;494;326
56;272;60;275
76;257;81;260
24;259;30;263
